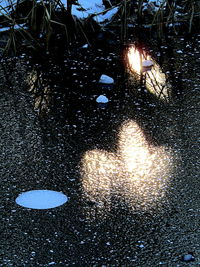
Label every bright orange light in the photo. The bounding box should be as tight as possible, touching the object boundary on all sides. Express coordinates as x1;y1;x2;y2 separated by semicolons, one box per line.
127;47;143;73
127;46;171;101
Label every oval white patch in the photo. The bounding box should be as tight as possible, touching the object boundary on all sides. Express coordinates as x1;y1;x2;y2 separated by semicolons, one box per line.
15;190;68;209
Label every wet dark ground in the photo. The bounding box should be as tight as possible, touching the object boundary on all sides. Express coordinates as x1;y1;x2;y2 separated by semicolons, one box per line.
1;34;200;266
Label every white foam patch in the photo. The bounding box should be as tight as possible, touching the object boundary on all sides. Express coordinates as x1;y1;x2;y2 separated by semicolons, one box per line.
15;190;68;209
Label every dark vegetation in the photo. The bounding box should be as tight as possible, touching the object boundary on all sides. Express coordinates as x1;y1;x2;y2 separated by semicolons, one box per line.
0;0;199;53
0;0;199;119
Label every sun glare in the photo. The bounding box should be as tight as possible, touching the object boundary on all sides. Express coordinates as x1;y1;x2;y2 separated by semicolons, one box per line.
127;47;144;73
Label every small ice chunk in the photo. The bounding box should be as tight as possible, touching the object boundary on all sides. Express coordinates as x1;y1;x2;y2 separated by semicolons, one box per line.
15;190;68;209
142;60;154;67
96;95;109;103
142;60;154;71
176;50;183;54
82;44;89;48
99;74;114;84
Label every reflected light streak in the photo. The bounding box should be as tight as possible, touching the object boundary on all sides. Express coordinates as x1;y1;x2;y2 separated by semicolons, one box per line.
81;149;117;203
127;46;171;101
118;121;154;174
81;120;174;216
127;46;147;74
27;70;51;114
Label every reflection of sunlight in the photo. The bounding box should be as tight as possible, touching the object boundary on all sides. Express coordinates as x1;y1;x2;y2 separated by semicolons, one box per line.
27;70;51;114
118;121;153;174
127;46;171;101
81;120;174;216
81;149;118;204
117;121;173;205
127;46;147;74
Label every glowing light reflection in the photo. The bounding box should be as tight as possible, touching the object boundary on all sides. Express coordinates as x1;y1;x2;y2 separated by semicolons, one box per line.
81;120;174;214
81;149;117;203
127;46;171;101
127;47;148;74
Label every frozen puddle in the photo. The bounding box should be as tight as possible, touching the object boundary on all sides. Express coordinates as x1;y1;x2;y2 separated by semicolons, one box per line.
15;190;68;209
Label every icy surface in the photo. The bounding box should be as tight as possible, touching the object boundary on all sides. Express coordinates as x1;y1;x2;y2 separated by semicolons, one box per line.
99;74;114;84
1;18;200;267
15;190;68;209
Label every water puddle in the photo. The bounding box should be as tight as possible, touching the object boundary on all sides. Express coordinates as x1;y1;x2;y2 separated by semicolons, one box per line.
15;190;68;209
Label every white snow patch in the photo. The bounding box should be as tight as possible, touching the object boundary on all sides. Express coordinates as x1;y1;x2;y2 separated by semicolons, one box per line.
142;60;154;71
0;0;13;11
94;6;119;24
82;44;89;48
70;0;119;23
142;60;154;67
149;0;165;5
0;24;27;32
1;1;119;24
96;95;109;103
71;0;103;19
143;0;166;12
99;74;114;84
15;190;68;209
